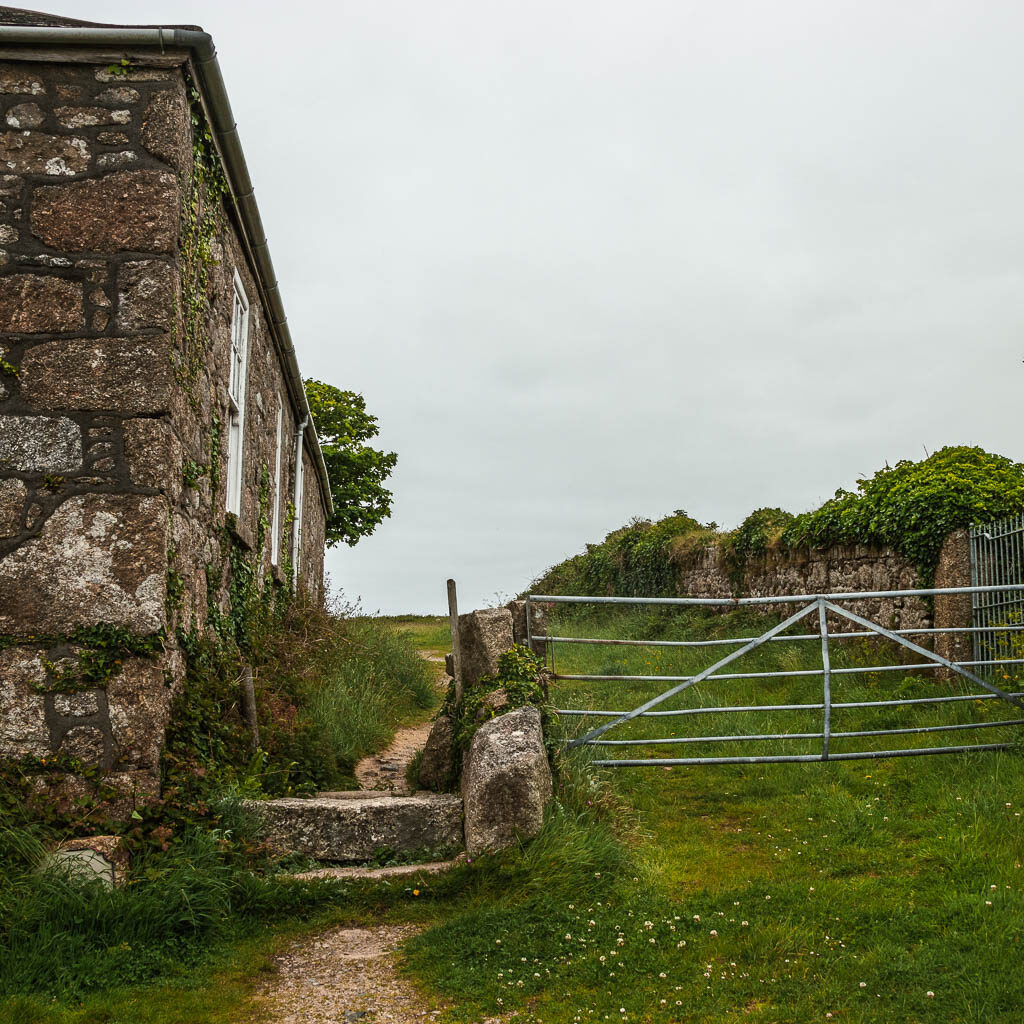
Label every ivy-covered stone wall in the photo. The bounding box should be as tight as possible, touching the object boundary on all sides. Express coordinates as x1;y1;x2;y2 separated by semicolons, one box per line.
0;51;327;816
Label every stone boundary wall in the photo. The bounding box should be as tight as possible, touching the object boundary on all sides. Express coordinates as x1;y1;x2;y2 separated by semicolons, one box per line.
670;530;972;660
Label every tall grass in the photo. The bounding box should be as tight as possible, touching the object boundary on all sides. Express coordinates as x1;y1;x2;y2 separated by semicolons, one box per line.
167;596;440;797
279;616;438;787
0;826;241;999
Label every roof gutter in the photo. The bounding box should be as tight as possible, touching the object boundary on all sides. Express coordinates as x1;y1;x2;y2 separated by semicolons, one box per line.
0;23;334;515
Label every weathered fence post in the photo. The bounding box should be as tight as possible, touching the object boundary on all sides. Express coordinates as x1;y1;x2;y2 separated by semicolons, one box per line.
240;664;260;752
447;578;463;706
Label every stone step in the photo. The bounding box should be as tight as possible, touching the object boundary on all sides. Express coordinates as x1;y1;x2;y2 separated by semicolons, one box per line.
288;855;466;882
244;792;464;864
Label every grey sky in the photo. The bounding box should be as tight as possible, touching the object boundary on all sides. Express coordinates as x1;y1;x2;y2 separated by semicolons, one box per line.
48;1;1024;612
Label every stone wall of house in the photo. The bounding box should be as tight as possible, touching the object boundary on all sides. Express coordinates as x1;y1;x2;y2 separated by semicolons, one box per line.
0;54;328;815
165;187;328;635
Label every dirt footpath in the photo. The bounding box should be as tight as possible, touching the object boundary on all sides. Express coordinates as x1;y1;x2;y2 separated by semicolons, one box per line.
353;654;447;793
255;924;445;1023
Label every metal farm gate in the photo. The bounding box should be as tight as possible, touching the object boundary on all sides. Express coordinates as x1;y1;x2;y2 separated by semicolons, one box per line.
970;515;1024;667
524;586;1024;768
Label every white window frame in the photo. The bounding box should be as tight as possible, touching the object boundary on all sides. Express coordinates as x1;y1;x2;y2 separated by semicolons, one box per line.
225;270;250;516
292;417;306;586
271;397;284;564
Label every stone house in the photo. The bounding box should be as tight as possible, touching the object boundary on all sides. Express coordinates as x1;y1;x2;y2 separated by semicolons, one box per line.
0;9;332;812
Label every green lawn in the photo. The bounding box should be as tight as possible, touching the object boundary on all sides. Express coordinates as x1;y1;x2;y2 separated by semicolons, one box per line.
7;607;1022;1023
376;614;451;658
403;604;1024;1023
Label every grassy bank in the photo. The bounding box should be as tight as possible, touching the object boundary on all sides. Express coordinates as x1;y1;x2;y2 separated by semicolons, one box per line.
401;605;1024;1023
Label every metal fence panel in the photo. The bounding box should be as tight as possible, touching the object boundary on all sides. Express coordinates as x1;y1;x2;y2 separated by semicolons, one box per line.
970;515;1024;667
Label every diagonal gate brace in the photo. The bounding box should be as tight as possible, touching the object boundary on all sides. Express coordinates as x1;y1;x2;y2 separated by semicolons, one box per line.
823;601;1024;713
569;600;820;747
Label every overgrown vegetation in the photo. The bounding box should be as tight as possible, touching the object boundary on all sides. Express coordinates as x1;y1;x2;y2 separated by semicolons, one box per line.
532;446;1024;598
165;595;437;815
437;645;552;786
0;604;438;1008
781;446;1024;585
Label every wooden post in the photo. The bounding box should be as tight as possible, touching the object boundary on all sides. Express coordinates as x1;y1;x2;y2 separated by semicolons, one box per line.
240;664;260;752
447;578;463;706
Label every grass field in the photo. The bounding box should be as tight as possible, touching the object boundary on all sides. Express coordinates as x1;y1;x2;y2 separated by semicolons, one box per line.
402;605;1024;1023
374;614;452;658
5;609;1022;1023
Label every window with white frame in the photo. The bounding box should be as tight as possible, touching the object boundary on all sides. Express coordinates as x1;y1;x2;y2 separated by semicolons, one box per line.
292;418;306;585
271;397;284;564
225;271;249;516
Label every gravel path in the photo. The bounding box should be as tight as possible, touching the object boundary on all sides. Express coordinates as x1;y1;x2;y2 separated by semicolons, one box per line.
255;923;512;1024
354;721;434;793
256;654;474;1023
255;923;444;1023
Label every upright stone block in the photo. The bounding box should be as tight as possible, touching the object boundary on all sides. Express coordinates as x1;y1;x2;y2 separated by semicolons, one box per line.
461;706;552;856
123;417;182;497
0;478;27;536
457;607;514;688
141;88;190;173
0;646;49;757
117;260;176;331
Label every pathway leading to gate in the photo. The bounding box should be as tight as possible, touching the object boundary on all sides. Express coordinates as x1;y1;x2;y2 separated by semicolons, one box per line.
353;654;447;793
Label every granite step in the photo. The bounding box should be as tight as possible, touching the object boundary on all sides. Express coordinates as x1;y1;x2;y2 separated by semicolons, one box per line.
244;792;464;864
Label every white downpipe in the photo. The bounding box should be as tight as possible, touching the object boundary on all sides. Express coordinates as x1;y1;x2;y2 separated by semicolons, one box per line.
291;416;308;588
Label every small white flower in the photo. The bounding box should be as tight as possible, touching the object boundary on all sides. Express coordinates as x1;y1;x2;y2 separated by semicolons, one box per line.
927;991;935;998
710;929;718;937
859;982;867;988
742;921;749;926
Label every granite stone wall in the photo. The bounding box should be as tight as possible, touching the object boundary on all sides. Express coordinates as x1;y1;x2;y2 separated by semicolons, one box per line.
0;54;328;814
671;530;972;653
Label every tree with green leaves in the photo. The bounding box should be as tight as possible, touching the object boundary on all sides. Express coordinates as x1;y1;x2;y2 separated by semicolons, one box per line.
304;379;398;548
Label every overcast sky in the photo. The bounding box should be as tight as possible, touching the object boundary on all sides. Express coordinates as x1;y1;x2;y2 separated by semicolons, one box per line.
46;1;1024;613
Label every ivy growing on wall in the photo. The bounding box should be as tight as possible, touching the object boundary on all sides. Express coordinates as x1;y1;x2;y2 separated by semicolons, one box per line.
781;446;1024;585
171;81;229;407
530;447;1024;597
0;625;164;693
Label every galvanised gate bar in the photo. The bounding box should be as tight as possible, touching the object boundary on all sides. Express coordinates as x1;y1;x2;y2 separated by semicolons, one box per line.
524;586;1024;767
